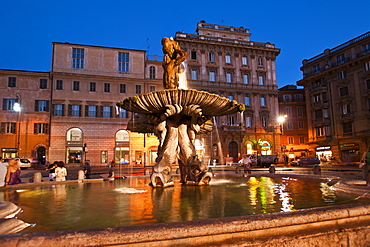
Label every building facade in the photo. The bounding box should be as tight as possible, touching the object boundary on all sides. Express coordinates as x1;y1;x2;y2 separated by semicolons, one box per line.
175;21;281;163
0;21;282;166
278;85;309;161
297;31;370;164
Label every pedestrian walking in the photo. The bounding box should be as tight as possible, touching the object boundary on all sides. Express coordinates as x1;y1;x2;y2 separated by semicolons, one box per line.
238;154;252;174
46;161;58;181
55;161;67;181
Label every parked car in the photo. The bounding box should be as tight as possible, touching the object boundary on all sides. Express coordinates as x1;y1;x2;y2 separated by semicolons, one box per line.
1;158;32;169
290;157;320;167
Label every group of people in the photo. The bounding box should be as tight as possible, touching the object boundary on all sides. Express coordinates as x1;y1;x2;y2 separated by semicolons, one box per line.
45;161;68;181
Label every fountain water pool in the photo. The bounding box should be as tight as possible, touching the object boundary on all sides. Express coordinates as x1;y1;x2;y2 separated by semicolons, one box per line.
2;175;366;233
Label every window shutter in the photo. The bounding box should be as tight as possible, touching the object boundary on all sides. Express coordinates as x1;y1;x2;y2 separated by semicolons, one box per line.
45;124;49;134
68;104;72;116
61;104;65;116
79;105;82;117
34;123;38;134
0;123;4;134
85;105;89;117
46;101;50;112
35;100;39;111
51;104;55;116
110;106;113;118
99;105;103;117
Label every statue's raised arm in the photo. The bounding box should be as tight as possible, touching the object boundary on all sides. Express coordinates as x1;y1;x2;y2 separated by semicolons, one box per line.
162;37;187;89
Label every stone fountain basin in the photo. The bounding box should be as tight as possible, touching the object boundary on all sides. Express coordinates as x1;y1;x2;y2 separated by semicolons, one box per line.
0;175;369;246
116;89;245;115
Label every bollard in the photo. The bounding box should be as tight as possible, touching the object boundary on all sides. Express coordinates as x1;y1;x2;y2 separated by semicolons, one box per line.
34;172;42;183
78;170;85;182
269;166;276;174
312;165;321;175
235;166;240;174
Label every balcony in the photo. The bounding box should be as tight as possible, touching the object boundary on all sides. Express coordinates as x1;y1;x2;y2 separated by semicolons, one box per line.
221;125;246;132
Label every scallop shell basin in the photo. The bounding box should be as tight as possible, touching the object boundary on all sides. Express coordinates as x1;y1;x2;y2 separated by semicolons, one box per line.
116;89;245;116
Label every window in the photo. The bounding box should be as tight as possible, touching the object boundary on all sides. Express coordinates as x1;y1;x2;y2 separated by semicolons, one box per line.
86;105;97;117
298;121;304;129
34;123;49;134
283;95;292;102
338;71;347;79
242;56;248;66
245;116;252;128
209;53;215;62
227;96;234;101
39;79;48;89
287;121;293;130
191;70;198;80
285;107;292;116
191;51;197;60
209;71;216;81
315;109;323;119
313;93;321;103
257;57;264;67
149;85;156;92
119;108;127;118
118;52;129;72
288;137;294;144
343;122;352;134
226;72;233;83
337;54;345;65
69;105;81;117
120;84;126;93
89;82;96;92
225;55;231;64
101;151;108;163
8;77;16;87
297;107;303;117
294;94;303;102
299;137;305;144
243;74;249;84
261;117;268;127
316;126;325;137
35;100;49;112
340;86;349;96
73;81;80;91
313;65;320;73
53;104;64;116
228;115;236;126
365;61;370;71
72;48;84;69
244;96;250;106
341;104;351;115
260;97;266;106
135;85;142;94
367;80;370;90
362;44;370;54
323;108;329;118
103;106;111;118
258;75;265;85
149;66;156;79
1;122;16;134
104;83;110;93
2;98;17;111
56;80;63;90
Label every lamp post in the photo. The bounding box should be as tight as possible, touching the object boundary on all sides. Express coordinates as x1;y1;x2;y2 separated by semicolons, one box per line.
14;93;22;157
277;114;287;165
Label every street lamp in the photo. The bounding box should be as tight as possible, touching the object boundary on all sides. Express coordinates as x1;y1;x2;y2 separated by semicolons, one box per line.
277;114;287;165
14;93;22;157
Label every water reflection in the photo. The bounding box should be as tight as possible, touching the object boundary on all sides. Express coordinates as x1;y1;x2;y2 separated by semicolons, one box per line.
1;176;363;233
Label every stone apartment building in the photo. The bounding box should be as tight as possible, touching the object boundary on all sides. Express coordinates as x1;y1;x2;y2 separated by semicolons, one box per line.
278;85;309;161
175;21;281;163
297;31;370;163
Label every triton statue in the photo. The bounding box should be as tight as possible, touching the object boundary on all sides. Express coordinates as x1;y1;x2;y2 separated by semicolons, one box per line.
117;38;245;187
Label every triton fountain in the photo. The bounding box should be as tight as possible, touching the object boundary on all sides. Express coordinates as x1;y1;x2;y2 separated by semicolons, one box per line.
117;37;245;187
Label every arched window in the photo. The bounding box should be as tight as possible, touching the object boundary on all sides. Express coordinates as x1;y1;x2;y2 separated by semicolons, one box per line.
116;130;129;141
149;66;156;79
66;128;82;141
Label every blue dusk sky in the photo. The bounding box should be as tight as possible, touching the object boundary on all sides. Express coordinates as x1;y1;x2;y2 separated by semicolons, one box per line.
1;0;369;88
